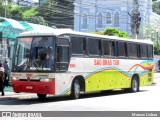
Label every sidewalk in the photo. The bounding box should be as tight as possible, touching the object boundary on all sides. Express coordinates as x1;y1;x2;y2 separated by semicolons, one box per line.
0;86;36;100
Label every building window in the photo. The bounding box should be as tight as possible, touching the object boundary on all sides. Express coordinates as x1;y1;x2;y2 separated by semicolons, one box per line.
106;12;111;24
97;12;103;28
114;12;119;27
82;13;87;29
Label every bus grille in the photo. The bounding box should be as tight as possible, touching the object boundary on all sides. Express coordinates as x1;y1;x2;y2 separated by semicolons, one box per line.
19;79;40;82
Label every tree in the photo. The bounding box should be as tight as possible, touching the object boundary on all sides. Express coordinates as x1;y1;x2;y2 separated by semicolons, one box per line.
25;16;48;26
0;0;6;17
103;28;119;36
37;0;74;28
139;20;160;55
1;0;75;28
93;28;129;38
7;5;25;20
152;1;160;15
1;1;48;26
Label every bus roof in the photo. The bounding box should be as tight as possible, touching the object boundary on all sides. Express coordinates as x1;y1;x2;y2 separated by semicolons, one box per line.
18;29;153;44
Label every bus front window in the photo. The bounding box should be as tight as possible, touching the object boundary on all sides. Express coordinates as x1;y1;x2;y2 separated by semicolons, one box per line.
31;37;55;70
13;36;56;72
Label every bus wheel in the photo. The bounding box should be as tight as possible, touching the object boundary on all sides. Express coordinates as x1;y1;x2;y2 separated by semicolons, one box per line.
37;94;47;100
71;79;80;99
130;76;139;92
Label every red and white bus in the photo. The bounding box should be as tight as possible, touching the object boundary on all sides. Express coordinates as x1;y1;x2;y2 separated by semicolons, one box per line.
11;29;154;99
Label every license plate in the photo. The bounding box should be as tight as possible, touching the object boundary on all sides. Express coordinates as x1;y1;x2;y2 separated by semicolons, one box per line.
26;86;33;90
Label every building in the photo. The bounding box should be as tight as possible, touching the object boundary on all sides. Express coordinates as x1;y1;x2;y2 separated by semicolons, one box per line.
74;0;152;35
11;0;38;7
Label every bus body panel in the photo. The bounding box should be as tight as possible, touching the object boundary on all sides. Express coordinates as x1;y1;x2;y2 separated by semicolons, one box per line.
12;73;55;94
11;55;154;96
67;57;154;92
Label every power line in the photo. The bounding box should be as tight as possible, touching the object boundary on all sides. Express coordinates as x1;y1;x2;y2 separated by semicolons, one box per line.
18;0;150;28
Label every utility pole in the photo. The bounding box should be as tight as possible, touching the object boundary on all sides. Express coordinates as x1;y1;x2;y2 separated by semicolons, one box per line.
130;0;141;39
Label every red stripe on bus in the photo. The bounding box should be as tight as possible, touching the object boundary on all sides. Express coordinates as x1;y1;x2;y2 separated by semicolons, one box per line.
12;78;55;95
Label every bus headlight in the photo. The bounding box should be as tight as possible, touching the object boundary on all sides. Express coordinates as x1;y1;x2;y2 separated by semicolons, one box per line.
12;77;18;81
40;78;50;82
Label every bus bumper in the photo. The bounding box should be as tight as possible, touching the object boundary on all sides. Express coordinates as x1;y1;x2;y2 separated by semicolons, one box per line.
11;79;55;95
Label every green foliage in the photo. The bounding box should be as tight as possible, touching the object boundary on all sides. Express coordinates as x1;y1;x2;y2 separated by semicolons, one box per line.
22;7;38;19
25;16;48;26
0;0;74;28
118;31;129;38
153;2;160;15
37;0;74;28
0;0;6;17
7;6;25;20
139;21;160;55
92;30;104;35
0;1;48;25
93;28;129;38
104;28;119;36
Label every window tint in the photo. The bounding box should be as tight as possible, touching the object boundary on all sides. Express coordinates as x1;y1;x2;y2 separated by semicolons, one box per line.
147;45;153;58
103;40;115;56
140;44;147;58
58;37;69;45
118;42;127;57
88;38;101;55
71;36;86;55
127;43;138;57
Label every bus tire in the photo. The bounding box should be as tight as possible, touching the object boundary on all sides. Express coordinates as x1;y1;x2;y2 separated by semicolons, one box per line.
71;79;80;99
130;76;139;92
37;94;47;100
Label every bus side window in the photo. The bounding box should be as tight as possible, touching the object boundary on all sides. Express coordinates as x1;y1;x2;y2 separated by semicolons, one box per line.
71;36;83;55
117;41;127;57
137;44;141;58
83;37;87;55
103;40;115;56
127;43;138;58
147;45;153;59
140;44;147;58
88;38;101;56
56;37;70;72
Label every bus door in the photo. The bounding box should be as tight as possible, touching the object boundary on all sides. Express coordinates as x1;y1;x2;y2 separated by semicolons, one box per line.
56;36;70;72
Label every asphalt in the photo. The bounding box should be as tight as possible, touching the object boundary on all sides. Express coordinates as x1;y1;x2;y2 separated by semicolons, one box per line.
0;73;159;100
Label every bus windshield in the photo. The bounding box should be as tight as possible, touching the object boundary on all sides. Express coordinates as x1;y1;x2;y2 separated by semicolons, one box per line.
13;36;56;72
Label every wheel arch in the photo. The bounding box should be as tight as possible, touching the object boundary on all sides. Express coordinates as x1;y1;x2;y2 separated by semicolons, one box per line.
132;74;140;84
71;75;85;92
131;73;140;92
